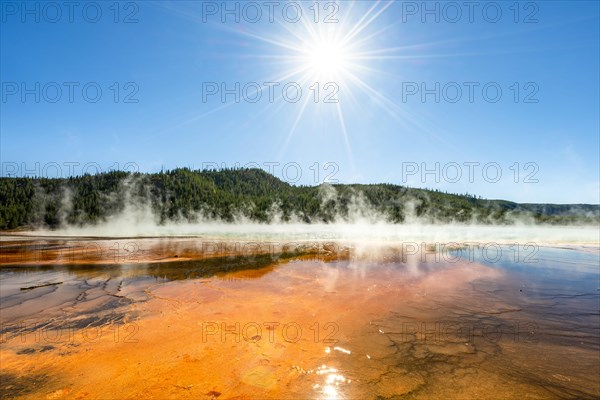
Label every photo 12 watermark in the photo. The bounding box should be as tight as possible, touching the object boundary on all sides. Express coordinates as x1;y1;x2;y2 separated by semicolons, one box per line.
200;1;340;24
398;241;539;264
400;162;539;184
396;320;539;344
1;322;140;345
200;321;339;344
1;82;140;104
201;81;339;104
1;1;140;24
399;1;539;24
201;161;339;184
400;81;539;104
0;240;147;265
1;161;140;178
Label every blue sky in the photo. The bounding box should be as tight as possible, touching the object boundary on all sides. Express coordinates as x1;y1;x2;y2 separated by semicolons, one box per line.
1;1;599;203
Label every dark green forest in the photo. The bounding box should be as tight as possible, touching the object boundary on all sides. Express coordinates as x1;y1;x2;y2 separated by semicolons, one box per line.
0;168;598;230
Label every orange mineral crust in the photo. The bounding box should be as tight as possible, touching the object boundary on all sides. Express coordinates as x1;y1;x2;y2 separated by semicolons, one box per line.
1;238;598;399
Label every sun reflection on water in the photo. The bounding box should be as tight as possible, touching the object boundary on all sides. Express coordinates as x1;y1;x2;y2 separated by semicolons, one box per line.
314;365;348;399
311;345;354;399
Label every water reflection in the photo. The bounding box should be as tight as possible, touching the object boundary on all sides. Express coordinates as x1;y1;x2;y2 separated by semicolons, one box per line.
1;240;598;399
315;364;348;399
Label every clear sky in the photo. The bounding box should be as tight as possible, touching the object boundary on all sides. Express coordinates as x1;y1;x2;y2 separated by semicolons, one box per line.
1;1;599;204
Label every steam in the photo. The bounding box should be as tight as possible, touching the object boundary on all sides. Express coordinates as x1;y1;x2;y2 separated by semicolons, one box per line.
12;172;599;245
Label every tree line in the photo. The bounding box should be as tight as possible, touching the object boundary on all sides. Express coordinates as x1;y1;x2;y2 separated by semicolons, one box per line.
0;168;597;229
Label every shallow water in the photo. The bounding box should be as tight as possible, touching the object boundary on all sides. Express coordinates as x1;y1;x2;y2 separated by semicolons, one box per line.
1;237;599;399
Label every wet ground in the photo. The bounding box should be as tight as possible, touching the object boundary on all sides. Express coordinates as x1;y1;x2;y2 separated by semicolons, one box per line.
1;235;599;399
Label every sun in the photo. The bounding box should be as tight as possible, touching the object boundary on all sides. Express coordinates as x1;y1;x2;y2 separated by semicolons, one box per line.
304;39;349;79
201;1;408;160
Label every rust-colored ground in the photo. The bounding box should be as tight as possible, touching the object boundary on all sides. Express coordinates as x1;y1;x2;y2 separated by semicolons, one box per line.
1;236;598;399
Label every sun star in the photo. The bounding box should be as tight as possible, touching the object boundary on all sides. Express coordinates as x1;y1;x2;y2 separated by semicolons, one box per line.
304;39;349;78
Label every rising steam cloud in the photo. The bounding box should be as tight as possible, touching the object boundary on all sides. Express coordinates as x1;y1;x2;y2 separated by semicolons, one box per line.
16;172;598;245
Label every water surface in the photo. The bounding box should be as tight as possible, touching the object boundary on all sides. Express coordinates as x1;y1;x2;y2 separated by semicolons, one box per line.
1;236;598;399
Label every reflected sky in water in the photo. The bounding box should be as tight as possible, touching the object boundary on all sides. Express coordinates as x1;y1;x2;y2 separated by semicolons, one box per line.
1;241;598;399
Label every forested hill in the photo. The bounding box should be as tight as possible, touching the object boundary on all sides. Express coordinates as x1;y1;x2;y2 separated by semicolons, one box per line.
0;168;598;229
